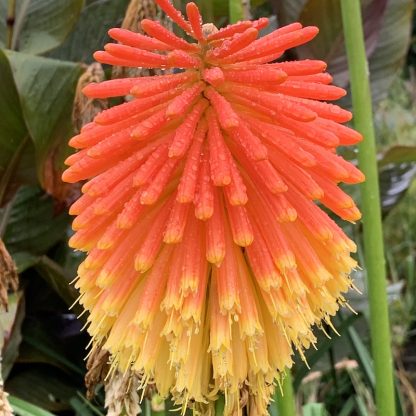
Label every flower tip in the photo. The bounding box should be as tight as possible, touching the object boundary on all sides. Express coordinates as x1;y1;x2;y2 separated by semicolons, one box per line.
61;169;77;184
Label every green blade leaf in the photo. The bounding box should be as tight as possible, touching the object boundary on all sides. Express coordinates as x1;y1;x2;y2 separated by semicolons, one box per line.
11;0;83;55
0;49;34;205
302;403;328;416
48;0;130;63
6;51;82;181
3;186;69;256
9;395;55;416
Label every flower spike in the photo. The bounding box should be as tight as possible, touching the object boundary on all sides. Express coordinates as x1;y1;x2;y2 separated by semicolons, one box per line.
63;1;364;415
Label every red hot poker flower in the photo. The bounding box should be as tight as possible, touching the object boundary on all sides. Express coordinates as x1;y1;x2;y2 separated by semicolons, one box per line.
63;1;364;414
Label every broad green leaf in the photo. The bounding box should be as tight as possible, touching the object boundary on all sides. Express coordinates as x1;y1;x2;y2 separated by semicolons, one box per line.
49;0;130;63
0;49;34;205
3;186;69;256
0;291;25;379
379;145;416;166
10;0;83;55
6;366;79;412
275;0;413;104
34;256;80;306
6;51;82;181
368;0;414;103
9;395;55;416
12;251;39;273
302;403;328;416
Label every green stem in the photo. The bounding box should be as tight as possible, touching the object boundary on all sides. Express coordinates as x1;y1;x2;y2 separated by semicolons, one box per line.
276;372;296;416
340;2;396;416
6;0;16;49
229;0;244;23
215;394;225;415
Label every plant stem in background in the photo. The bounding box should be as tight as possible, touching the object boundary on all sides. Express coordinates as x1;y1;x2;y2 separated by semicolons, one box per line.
275;372;297;416
340;2;396;416
6;0;16;49
229;0;244;23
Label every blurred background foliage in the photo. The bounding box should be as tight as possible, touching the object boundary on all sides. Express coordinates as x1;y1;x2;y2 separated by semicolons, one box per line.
0;0;416;415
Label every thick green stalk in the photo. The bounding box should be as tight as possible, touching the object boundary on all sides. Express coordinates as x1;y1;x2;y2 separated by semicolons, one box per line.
340;2;395;416
275;372;296;416
229;0;244;23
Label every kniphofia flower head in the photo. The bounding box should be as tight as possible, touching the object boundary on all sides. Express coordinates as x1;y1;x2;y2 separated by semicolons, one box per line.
63;1;364;414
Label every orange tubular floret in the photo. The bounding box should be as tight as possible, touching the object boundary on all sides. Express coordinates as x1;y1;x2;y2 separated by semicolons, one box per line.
108;28;172;50
133;142;170;187
207;110;231;186
220;24;315;64
228;121;268;161
101;45;168;67
134;210;172;273
164;200;190;243
282;95;352;123
176;119;207;203
205;189;226;265
224;151;248;206
131;107;170;140
274;80;346;101
141;19;199;52
204;87;239;130
225;202;253;247
220;83;316;122
140;158;179;205
194;148;214;220
186;2;204;41
288;73;333;84
223;67;287;84
166;81;205;119
203;67;225;87
169;99;208;158
95;88;182;124
154;0;193;35
131;72;198;98
271;60;327;75
167;50;202;68
82;78;143;98
206;28;258;60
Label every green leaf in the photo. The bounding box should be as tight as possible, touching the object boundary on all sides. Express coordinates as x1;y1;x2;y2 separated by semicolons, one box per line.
6;366;79;412
0;49;34;205
34;256;80;306
48;0;130;63
3;186;70;256
367;0;414;104
12;251;39;273
379;146;416;166
10;0;83;55
345;326;375;389
276;0;413;104
6;50;82;181
0;291;25;379
302;403;328;416
9;395;55;416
